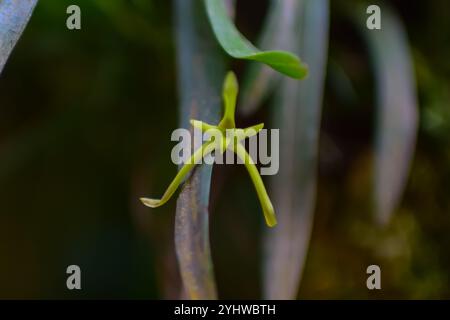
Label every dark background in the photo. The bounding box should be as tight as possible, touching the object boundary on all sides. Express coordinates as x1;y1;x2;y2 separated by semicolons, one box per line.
0;0;449;299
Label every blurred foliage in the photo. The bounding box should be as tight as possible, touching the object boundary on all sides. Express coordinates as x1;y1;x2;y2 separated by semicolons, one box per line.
0;0;449;299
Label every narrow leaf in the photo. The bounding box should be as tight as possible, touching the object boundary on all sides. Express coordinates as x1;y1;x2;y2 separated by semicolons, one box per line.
0;0;38;73
173;0;229;300
205;0;308;79
264;0;329;299
363;7;418;225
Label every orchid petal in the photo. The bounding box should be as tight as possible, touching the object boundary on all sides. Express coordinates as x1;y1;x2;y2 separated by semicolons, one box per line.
233;142;277;227
190;119;218;132
141;141;214;208
243;123;264;139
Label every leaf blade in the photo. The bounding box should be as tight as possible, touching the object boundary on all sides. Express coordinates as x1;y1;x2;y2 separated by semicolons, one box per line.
205;0;308;79
264;0;329;299
0;0;38;73
363;7;419;225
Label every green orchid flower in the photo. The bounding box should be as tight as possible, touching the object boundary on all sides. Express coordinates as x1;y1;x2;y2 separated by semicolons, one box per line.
140;71;277;227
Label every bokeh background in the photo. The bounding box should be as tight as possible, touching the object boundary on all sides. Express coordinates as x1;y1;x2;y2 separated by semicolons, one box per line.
0;0;449;299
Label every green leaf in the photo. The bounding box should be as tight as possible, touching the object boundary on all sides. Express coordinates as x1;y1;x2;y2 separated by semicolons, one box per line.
205;0;308;79
0;0;38;73
362;6;418;225
264;0;329;299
